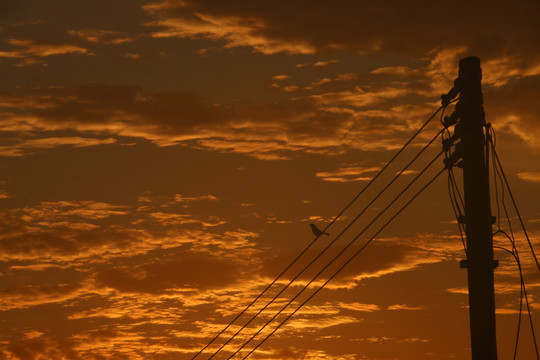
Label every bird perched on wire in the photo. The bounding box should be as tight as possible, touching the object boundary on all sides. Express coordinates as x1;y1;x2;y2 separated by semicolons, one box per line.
310;223;329;236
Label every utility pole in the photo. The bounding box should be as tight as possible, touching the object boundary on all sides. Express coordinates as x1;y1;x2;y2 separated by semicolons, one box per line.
444;56;498;359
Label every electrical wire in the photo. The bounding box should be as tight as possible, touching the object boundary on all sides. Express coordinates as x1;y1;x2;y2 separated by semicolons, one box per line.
207;129;446;359
440;101;467;254
226;153;444;359
442;117;537;357
447;170;467;253
489;138;540;272
489;124;537;358
488;124;538;358
209;129;445;359
436;105;537;358
241;168;446;360
493;244;523;360
488;125;502;230
491;132;516;243
191;105;446;359
488;124;522;358
494;230;539;360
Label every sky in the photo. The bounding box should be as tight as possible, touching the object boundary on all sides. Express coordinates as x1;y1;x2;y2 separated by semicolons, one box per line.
1;1;540;359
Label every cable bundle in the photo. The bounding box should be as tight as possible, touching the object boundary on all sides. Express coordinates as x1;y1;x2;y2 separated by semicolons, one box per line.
191;104;450;360
444;121;539;360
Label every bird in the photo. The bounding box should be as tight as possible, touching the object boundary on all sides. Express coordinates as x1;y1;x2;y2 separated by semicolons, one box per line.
309;223;329;236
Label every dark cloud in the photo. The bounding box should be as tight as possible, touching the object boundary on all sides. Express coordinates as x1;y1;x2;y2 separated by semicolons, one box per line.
0;207;144;260
95;253;243;293
0;82;444;159
256;238;450;290
144;0;540;58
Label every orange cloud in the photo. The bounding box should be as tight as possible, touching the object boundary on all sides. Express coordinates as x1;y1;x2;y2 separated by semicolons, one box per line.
68;28;135;44
283;85;300;92
0;137;117;157
272;74;290;81
305;86;412;108
146;14;315;54
517;172;540;183
313;60;339;67
337;302;381;312
174;194;218;202
371;66;421;77
316;165;380;182
0;181;11;199
3;85;375;158
0;190;11;199
2;337;81;360
482;56;540;87
0;199;260;263
0;280;92;311
284;315;359;331
21;200;127;220
360;336;429;344
2;46;539;162
121;52;141;59
0;38;89;58
485;75;540;149
147;212;226;227
387;304;423;311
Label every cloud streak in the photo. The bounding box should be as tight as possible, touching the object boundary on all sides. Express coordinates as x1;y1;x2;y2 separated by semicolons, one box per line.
142;0;540;60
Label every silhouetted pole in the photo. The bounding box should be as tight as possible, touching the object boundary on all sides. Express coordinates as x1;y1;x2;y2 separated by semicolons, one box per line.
459;56;498;359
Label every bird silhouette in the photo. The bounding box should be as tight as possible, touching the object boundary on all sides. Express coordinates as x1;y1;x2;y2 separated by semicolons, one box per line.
310;223;329;236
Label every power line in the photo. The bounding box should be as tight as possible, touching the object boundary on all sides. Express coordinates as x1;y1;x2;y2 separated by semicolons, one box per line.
440;101;467;254
488;125;523;359
209;130;445;359
226;153;443;359
241;167;446;360
447;169;467;254
453;123;539;358
494;230;539;360
204;119;445;359
489;126;538;359
488;125;502;230
191;105;445;359
489;138;540;272
493;245;523;360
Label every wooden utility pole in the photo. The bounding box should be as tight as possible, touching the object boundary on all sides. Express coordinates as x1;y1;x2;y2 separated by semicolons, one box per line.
458;56;498;359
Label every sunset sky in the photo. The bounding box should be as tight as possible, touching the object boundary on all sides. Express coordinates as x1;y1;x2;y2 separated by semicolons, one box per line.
1;1;540;359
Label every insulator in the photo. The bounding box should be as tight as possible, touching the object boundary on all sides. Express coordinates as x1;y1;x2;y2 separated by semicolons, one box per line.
443;144;463;169
441;78;462;107
442;138;454;152
443;103;462;128
442;132;461;152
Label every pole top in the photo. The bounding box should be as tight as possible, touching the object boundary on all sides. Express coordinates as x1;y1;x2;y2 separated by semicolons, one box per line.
458;56;482;81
